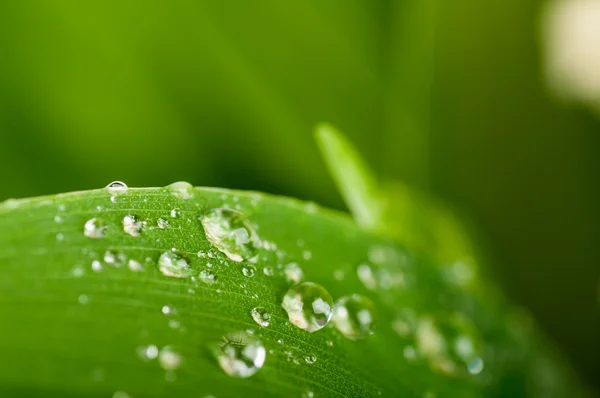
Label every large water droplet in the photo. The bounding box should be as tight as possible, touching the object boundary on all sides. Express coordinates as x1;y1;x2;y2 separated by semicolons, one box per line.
168;181;194;200
157;217;169;229
200;208;258;262
281;282;333;332
106;181;128;195
159;346;182;370
215;331;266;378
250;307;270;327
158;252;193;278
84;218;107;239
123;215;145;237
332;294;378;340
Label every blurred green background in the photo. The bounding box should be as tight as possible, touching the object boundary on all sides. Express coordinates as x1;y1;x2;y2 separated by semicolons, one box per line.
0;0;598;392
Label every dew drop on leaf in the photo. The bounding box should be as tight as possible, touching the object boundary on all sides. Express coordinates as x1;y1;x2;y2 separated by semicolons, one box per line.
91;260;103;273
200;208;259;262
84;218;107;239
304;355;317;364
284;262;303;284
242;266;255;278
123;215;145;237
128;259;143;272
167;181;194;200
281;282;333;332
137;344;159;361
215;331;266;378
250;307;270;327
157;252;193;278
332;294;378;340
199;270;217;285
157;217;169;229
170;208;182;218
106;181;128;195
158;346;182;370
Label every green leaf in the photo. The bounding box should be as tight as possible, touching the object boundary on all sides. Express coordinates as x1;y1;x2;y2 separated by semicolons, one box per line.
0;185;588;397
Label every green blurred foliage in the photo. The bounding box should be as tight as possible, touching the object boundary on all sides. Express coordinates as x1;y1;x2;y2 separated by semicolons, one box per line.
0;0;598;391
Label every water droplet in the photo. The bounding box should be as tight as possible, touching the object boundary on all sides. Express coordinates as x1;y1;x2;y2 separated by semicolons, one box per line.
281;282;333;332
168;181;194;199
170;208;182;218
215;331;266;378
161;305;175;315
84;218;107;239
54;215;63;224
112;391;130;398
263;266;274;276
157;217;169;229
250;307;270;327
91;260;103;273
467;357;484;375
302;250;312;260
284;262;303;284
71;265;84;277
200;208;258;262
159;346;182;370
78;294;89;305
168;319;181;329
106;181;128;195
128;259;144;272
326;340;333;347
137;344;159;361
304;355;317;364
302;391;314;398
199;270;217;285
392;309;417;338
55;233;64;241
357;264;377;290
333;269;345;280
158;252;193;278
242;266;255;277
123;215;145;237
332;295;378;340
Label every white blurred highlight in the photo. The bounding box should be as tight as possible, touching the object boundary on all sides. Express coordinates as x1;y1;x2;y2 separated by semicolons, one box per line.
542;0;600;113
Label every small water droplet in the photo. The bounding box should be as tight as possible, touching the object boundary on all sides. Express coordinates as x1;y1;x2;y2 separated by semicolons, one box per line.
157;217;169;229
84;218;107;239
159;346;182;370
56;233;64;241
242;266;255;277
91;260;103;273
197;250;206;258
200;208;259;262
357;264;377;290
162;305;175;315
170;208;182;218
304;355;317;364
54;215;63;224
78;294;89;305
467;357;484;375
284;262;303;284
199;270;217;285
168;319;181;329
282;282;333;332
302;391;314;398
326;340;333;347
332;295;378;340
71;265;84;277
302;250;312;260
158;252;193;278
168;181;194;199
106;181;128;195
333;269;345;280
123;215;145;237
277;339;284;344
112;391;130;398
263;266;274;276
215;331;266;378
250;307;270;327
137;344;159;361
128;259;144;272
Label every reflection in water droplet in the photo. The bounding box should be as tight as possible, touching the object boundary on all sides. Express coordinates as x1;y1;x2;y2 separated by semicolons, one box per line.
158;252;193;278
332;295;377;340
282;282;333;332
250;307;270;327
215;331;266;378
84;218;107;239
467;357;484;375
200;208;258;262
106;181;128;195
159;346;182;370
162;305;175;315
242;266;255;277
157;217;169;229
168;181;194;199
284;262;303;284
123;215;145;237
